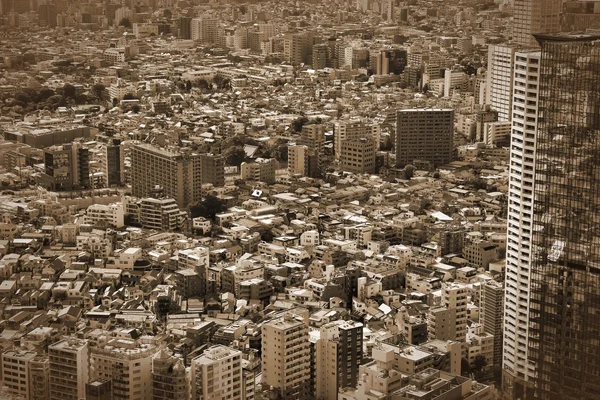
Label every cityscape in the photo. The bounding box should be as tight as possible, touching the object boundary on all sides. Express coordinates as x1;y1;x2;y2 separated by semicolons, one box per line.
0;0;598;399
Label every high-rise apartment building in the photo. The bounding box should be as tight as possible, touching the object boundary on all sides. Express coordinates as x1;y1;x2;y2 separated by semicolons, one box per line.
311;321;363;400
519;33;600;400
49;338;89;400
152;350;188;400
481;280;503;371
190;345;243;400
502;49;541;399
486;45;516;122
512;0;562;47
130;144;223;209
283;32;313;65
191;17;218;43
395;109;454;167
262;314;310;400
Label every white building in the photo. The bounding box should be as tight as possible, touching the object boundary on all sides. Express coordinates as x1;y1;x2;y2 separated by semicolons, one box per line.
503;49;541;393
486;44;515;122
84;202;125;228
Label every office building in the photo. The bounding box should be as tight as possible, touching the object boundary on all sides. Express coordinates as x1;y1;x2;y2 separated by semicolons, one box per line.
130;144;223;209
512;0;562;48
563;1;600;31
506;33;600;400
152;350;188;400
334;120;380;158
191;345;243;400
502;49;541;399
40;142;90;191
486;45;516;122
395;109;454;167
340;137;376;174
177;16;191;39
105;139;124;186
262;314;310;400
90;338;156;400
310;321;363;400
49;338;89;400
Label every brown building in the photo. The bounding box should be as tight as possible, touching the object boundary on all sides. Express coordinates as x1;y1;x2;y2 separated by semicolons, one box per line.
396;109;454;167
340;137;376;174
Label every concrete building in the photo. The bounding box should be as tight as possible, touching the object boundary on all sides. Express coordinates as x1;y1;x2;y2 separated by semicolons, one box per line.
191;345;243;400
310;321;363;400
90;338;157;400
395;109;454;167
262;314;310;399
486;45;516;122
85;380;112;400
105;139;124;186
139;197;186;231
152;350;188;400
288;145;313;177
334;120;380;159
429;283;468;342
40;142;90;191
191;17;218;44
49;338;89;400
340;137;376;174
240;158;276;184
130;143;223;208
513;0;562;47
503;50;540;399
84;202;125;228
1;350;37;399
481;280;503;370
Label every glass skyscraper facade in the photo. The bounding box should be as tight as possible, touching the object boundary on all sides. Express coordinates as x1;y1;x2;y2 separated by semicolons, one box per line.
528;33;600;400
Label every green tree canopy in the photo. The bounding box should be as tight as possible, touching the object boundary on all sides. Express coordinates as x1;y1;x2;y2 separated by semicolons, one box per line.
224;146;246;167
190;195;227;221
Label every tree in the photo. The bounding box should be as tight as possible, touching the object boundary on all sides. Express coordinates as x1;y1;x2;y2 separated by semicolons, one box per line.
63;84;76;99
123;93;138;100
461;358;471;376
131;104;140;113
190;195;227;221
275;144;289;163
224;146;246;167
92;83;105;100
119;18;131;28
291;116;309;132
404;164;416;179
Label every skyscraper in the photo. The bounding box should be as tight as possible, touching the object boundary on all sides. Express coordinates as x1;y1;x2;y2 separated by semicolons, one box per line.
504;33;600;400
503;48;541;400
527;33;600;400
512;0;562;47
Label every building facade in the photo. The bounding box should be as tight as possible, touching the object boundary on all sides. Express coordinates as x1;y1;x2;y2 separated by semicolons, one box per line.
49;338;89;400
395;109;454;167
262;314;310;400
